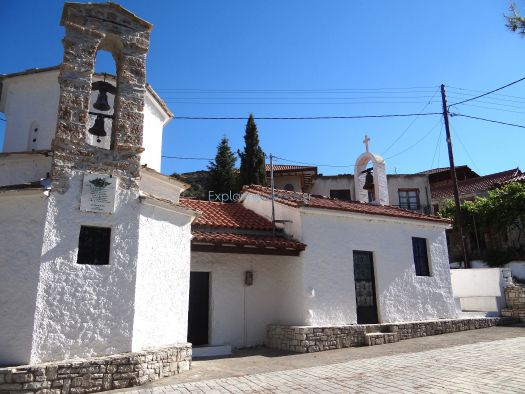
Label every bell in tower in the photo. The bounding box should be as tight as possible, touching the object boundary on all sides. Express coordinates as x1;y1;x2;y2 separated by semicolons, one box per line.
87;79;117;148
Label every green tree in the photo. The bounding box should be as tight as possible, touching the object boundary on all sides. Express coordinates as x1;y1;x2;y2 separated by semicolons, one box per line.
238;114;267;188
208;136;238;196
506;3;525;35
439;182;525;264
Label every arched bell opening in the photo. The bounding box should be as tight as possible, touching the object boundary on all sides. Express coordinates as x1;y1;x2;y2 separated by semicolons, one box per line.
354;151;389;205
86;35;123;150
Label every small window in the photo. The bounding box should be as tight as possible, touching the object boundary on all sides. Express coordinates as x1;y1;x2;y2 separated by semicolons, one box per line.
284;183;295;191
330;189;351;201
399;189;420;210
412;237;430;276
77;226;111;265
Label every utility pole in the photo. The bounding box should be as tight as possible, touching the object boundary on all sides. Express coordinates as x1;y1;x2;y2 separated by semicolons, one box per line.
440;84;470;268
269;153;276;236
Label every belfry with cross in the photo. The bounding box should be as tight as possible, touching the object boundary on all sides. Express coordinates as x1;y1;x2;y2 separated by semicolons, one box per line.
353;134;389;205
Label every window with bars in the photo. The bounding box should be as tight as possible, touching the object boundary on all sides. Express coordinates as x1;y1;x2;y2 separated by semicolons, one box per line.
412;237;430;276
398;189;420;210
77;226;111;265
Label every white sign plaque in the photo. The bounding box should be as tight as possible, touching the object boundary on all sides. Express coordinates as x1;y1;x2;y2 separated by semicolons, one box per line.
80;173;117;214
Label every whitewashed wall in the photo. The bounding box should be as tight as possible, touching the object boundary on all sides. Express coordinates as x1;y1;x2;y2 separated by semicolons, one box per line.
139;170;185;203
191;252;304;348
272;175;303;193
241;192;303;240
450;268;511;313
470;260;525;281
310;176;354;198
0;192;46;366
0;154;51;187
132;203;193;350
1;71;60;152
299;209;457;325
0;71;169;172
30;173;141;363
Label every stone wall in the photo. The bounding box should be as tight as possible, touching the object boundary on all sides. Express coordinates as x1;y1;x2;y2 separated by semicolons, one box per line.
52;3;152;192
0;344;191;393
502;286;525;321
266;317;512;353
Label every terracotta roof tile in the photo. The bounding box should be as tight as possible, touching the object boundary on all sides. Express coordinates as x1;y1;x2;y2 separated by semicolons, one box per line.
431;168;521;200
265;164;317;173
243;185;450;224
192;231;306;251
179;198;273;230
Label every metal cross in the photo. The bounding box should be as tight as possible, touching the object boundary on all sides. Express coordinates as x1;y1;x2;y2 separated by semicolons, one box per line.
363;135;370;152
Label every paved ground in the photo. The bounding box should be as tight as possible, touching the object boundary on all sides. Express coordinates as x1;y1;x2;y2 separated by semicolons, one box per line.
114;325;525;393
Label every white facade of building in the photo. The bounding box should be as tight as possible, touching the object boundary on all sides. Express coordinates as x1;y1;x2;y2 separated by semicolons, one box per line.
0;68;170;172
242;190;457;327
0;3;196;366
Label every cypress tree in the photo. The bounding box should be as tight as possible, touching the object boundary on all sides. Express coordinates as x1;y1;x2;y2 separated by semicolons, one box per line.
238;114;267;188
208;135;238;196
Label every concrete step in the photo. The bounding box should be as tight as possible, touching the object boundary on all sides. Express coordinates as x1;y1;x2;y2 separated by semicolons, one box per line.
365;332;399;346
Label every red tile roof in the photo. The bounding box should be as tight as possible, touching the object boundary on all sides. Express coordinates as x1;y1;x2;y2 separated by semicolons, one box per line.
179;198;306;253
265;164;317;173
431;168;521;200
180;198;273;230
243;185;450;224
192;231;306;251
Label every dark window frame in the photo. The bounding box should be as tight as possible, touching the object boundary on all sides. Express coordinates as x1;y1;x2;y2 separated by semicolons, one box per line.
330;189;352;201
77;225;111;265
398;188;420;210
412;237;431;276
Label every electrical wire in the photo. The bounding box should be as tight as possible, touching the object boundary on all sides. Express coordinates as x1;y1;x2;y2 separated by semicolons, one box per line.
451;114;525;129
382;88;440;155
272;155;355;168
447;85;525;101
429;122;444;170
172;112;442;120
448;76;525;108
157;86;439;93
162;155;213;160
450;125;481;174
385;118;442;160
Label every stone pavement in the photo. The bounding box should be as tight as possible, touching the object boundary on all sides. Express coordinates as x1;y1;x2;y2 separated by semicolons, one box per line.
115;326;525;393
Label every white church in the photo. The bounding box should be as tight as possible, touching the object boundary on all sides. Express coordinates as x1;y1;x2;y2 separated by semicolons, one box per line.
0;1;464;382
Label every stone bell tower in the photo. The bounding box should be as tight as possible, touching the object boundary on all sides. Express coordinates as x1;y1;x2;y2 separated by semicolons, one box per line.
28;3;165;364
52;2;152;192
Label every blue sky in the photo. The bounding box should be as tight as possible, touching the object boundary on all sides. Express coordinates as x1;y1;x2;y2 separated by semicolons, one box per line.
1;0;525;176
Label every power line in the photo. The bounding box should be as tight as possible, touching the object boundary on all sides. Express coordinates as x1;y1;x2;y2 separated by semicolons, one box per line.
429;122;444;170
448;76;525;108
451;113;525;129
385;118;442;160
450;125;481;174
382;88;440;155
165;101;442;105
162;155;213;160
157;86;439;93
172;112;442;120
447;85;525;101
272;155;355;168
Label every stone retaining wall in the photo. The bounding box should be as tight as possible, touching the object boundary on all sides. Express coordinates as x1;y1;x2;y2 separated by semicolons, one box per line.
0;343;191;393
502;286;525;321
266;317;512;353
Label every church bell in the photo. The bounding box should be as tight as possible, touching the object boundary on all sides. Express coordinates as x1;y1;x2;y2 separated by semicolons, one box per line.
88;114;107;142
363;169;374;191
93;89;111;112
